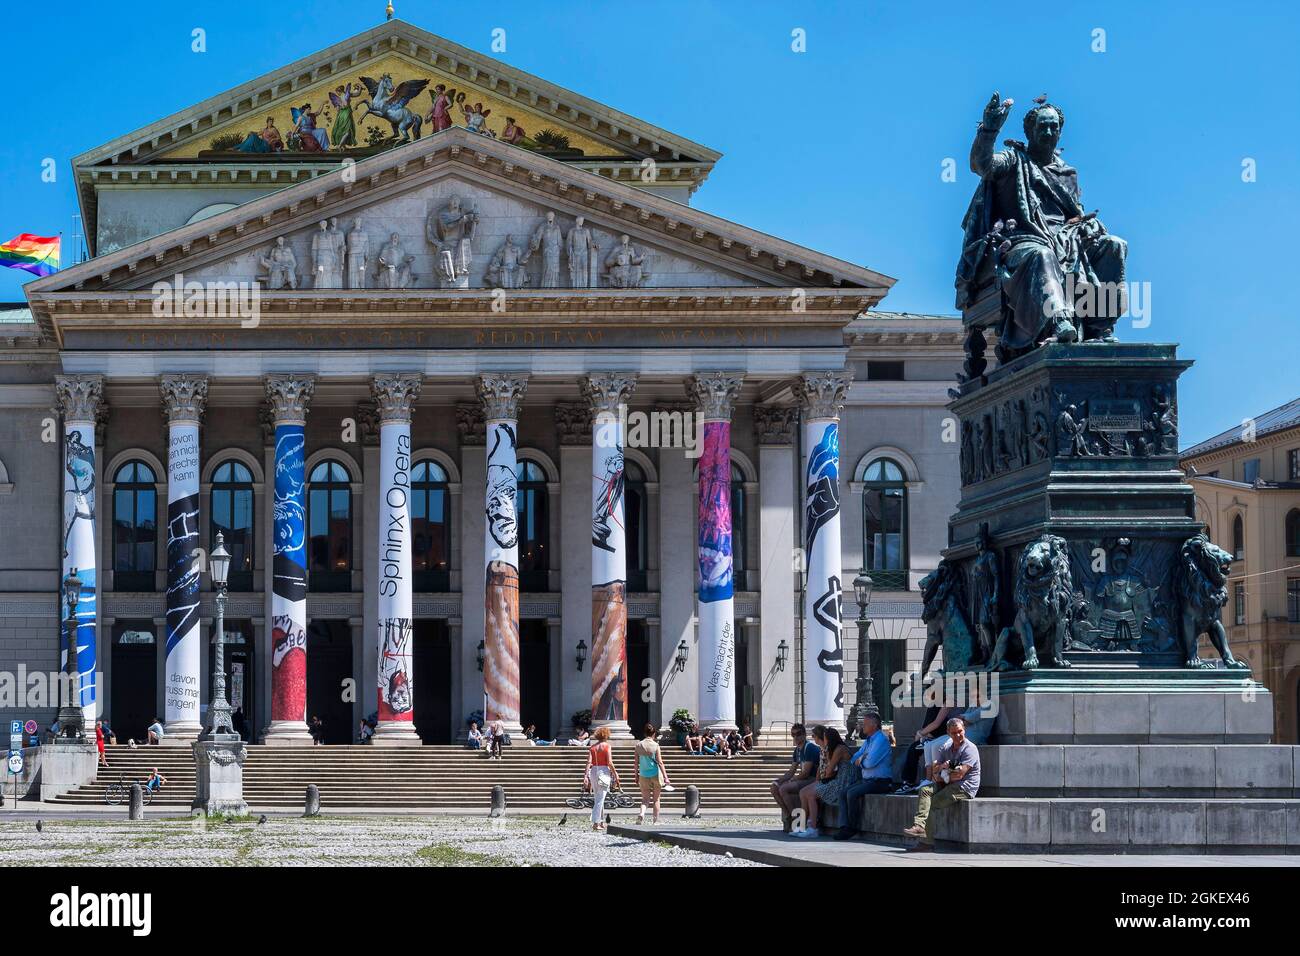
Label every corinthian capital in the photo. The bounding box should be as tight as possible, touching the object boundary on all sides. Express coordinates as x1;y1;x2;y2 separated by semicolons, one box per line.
263;374;316;424
476;373;528;422
581;373;637;420
159;374;209;425
371;373;423;423
686;372;744;421
754;405;799;445
792;369;854;421
54;374;104;424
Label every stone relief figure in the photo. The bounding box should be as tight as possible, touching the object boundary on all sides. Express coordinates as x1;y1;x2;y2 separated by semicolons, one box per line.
970;523;1000;665
486;234;530;290
955;93;1128;362
566;215;600;288
604;234;649;288
1056;404;1091;457
311;220;343;289
260;236;298;290
1147;385;1178;455
1174;532;1251;670
530;211;564;288
1029;409;1051;460
427;195;478;288
1087;537;1150;648
988;533;1074;670
918;560;975;678
376;233;417;290
346;219;369;290
959;421;974;485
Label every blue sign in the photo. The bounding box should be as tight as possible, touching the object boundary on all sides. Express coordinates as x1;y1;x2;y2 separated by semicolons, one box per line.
8;721;19;736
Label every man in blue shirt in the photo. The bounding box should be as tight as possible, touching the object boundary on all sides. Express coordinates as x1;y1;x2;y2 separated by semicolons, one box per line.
835;712;894;840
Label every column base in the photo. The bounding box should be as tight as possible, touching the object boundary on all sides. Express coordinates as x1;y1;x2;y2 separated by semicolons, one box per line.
158;721;202;746
191;740;249;817
261;720;315;746
591;719;634;741
371;721;422;747
701;719;739;734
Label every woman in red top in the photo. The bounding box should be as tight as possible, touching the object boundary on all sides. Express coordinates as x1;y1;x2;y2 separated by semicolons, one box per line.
95;719;107;767
584;726;621;831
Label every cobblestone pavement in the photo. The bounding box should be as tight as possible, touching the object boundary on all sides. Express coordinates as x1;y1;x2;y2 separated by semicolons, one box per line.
0;814;767;867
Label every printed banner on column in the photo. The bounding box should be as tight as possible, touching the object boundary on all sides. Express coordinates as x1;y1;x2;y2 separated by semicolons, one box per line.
271;423;308;724
591;417;627;721
483;421;520;724
61;424;97;723
164;422;201;728
803;420;844;723
377;423;414;722
697;420;735;727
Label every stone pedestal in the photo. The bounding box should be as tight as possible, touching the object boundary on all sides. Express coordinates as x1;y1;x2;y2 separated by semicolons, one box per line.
371;724;423;747
37;740;98;801
192;739;249;816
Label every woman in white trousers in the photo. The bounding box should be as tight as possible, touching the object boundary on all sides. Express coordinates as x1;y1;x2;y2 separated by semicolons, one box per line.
584;726;620;830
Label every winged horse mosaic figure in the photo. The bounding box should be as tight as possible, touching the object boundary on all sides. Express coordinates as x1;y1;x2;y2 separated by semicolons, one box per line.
358;74;430;142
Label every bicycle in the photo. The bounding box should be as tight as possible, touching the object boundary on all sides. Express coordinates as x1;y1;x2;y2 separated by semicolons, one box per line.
104;773;155;806
565;790;636;810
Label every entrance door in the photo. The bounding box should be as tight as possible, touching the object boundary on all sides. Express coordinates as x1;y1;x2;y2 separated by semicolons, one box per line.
412;620;451;743
207;620;254;741
734;622;754;733
306;619;353;744
519;620;550;738
110;621;157;744
627;620;649;733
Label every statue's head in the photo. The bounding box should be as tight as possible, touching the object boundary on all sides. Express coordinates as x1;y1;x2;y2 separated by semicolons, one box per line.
1024;103;1064;153
1111;537;1131;573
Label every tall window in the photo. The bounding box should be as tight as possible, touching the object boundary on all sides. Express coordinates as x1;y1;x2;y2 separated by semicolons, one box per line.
210;460;254;591
730;463;747;577
625;459;648;592
1232;514;1245;561
308;460;352;591
862;458;908;590
1288;579;1300;624
1234;583;1246;626
113;461;157;590
1289;449;1300;481
516;458;549;591
1286;509;1300;558
411;460;451;591
1243;458;1261;485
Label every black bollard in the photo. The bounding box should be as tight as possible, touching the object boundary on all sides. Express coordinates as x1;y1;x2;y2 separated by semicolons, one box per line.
489;785;506;817
129;783;144;820
684;785;700;818
304;784;321;817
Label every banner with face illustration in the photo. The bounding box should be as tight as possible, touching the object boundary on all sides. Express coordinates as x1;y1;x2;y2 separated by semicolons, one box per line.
484;420;520;725
803;419;844;724
591;416;627;722
697;420;735;728
61;423;97;723
271;423;308;724
164;421;201;730
377;422;414;722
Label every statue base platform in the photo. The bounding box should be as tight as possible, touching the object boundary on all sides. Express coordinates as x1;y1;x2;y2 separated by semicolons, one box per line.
191;739;249;816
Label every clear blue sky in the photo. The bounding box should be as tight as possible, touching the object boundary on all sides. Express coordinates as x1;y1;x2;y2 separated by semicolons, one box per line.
1;0;1295;444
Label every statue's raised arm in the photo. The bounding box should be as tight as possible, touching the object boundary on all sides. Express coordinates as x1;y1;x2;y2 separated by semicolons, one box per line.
970;92;1014;178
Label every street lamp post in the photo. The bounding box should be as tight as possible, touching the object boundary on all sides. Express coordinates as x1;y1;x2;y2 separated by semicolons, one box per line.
200;533;236;741
846;571;876;736
56;570;86;742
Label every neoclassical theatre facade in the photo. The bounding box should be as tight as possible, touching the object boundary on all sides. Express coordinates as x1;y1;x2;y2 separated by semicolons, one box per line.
0;21;962;744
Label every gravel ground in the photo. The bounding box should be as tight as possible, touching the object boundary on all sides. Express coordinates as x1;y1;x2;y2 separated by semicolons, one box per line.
0;814;769;867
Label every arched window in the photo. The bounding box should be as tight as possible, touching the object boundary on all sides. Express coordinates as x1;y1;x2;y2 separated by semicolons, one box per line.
1286;509;1300;559
862;458;908;590
308;460;352;591
730;462;747;576
625;459;648;591
210;460;254;591
411;460;451;591
113;461;157;590
516;458;549;591
1232;514;1245;561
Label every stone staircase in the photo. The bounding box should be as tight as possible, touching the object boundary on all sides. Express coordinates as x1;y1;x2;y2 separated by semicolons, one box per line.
52;744;787;811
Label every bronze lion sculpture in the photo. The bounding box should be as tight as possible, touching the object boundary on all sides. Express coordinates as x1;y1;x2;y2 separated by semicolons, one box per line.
1174;532;1250;670
989;533;1074;669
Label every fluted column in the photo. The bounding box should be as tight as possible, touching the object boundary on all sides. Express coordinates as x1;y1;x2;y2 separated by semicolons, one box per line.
159;374;208;743
582;373;637;740
689;373;744;732
263;374;315;746
793;370;853;730
371;373;423;746
55;375;104;728
477;373;527;735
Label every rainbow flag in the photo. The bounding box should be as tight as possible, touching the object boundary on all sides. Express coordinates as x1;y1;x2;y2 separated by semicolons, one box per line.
0;234;60;277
